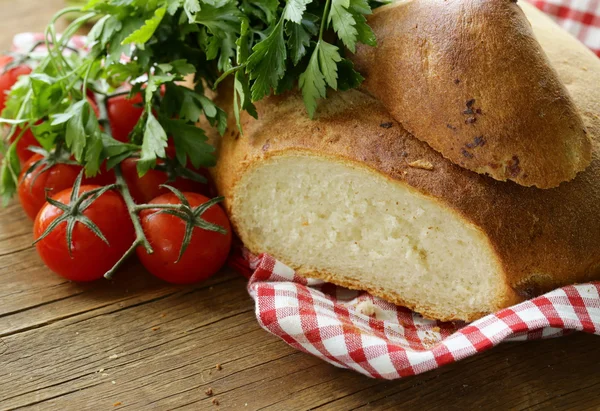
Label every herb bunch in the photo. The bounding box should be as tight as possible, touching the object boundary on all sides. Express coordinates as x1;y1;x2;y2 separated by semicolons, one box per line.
0;0;379;202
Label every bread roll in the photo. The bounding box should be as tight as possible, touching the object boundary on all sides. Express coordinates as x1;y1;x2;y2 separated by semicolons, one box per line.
351;0;591;189
210;2;600;321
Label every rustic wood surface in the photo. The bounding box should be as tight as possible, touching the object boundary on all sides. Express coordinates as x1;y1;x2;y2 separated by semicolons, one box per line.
1;1;600;410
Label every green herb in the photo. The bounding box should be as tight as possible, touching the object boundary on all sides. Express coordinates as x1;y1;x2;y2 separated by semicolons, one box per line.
0;0;380;272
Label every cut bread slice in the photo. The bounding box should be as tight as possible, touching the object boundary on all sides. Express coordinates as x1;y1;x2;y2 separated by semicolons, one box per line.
351;0;591;189
209;2;600;321
231;153;519;320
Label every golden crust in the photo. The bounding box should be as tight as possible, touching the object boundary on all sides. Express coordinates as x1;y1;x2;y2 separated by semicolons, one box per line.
209;3;600;320
351;0;591;188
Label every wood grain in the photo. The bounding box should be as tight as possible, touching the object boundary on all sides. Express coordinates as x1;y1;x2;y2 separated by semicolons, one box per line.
1;1;600;410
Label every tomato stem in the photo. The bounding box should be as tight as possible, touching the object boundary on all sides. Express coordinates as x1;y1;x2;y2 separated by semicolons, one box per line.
94;92;113;136
114;165;153;254
106;90;133;100
104;238;141;280
133;203;187;212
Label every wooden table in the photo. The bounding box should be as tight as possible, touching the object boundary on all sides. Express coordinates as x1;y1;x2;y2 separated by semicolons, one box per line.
1;1;599;409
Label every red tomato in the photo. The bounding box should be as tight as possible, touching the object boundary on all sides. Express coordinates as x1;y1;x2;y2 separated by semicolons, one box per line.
120;158;208;204
137;192;232;284
83;162;116;186
11;126;39;165
34;185;135;282
18;154;81;220
0;55;32;113
107;93;144;142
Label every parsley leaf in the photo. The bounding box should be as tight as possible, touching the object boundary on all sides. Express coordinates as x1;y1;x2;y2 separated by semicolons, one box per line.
164;119;216;168
31;121;60;151
137;113;168;175
241;0;279;24
246;20;286;101
122;7;167;45
329;0;359;53
299;40;341;118
194;2;242;37
286;14;318;66
337;58;364;91
0;143;20;204
64;100;89;162
107;17;144;64
184;0;200;22
283;0;312;24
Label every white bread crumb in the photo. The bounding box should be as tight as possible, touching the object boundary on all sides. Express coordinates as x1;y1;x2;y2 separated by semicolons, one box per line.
356;300;377;317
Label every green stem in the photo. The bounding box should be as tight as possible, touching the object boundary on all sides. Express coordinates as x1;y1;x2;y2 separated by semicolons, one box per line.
213;64;246;89
319;0;332;40
114;165;153;254
106;90;133;100
104;239;141;280
94;92;113;136
73;183;118;209
47;11;97;98
82;60;94;98
50;6;83;24
133;203;187;212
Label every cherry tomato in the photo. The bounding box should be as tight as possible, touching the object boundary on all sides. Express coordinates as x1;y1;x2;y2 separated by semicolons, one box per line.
83;162;116;186
137;192;232;284
0;55;32;114
120;158;209;204
11;126;39;164
107;93;144;142
34;185;135;282
18;154;81;220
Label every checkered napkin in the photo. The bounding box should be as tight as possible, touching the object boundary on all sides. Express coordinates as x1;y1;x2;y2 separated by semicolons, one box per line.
232;251;600;379
528;0;600;56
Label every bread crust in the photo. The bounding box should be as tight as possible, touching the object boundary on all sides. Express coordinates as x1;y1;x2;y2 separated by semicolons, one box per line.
351;0;591;188
210;2;600;320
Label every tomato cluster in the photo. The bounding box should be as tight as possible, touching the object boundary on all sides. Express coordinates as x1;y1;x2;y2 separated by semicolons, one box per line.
2;58;232;284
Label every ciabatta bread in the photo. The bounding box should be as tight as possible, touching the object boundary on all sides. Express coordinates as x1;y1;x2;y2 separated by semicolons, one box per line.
351;0;591;189
210;2;600;321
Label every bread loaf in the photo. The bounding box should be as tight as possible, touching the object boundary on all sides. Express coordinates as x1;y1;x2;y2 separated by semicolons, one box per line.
351;0;591;189
210;2;600;321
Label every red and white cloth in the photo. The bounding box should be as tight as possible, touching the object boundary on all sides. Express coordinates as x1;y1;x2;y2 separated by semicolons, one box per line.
11;32;88;57
528;0;600;56
236;251;600;379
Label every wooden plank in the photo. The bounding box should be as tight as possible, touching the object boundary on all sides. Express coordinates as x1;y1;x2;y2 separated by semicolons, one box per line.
2;286;600;410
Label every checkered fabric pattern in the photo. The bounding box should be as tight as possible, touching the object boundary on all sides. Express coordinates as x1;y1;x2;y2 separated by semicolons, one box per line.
528;0;600;56
238;251;600;379
11;32;87;56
